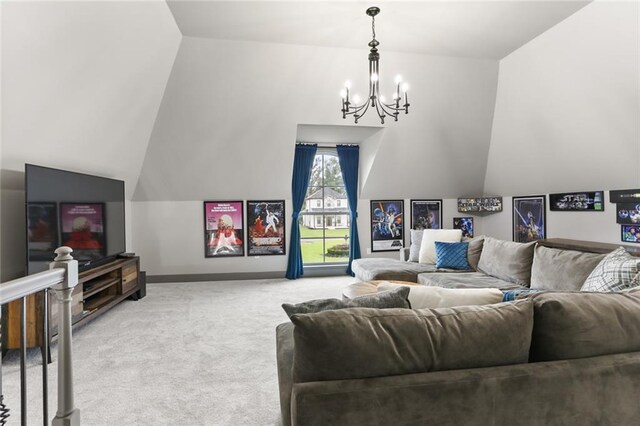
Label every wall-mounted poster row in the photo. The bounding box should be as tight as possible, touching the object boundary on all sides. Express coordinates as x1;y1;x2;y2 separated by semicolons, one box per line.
203;200;286;258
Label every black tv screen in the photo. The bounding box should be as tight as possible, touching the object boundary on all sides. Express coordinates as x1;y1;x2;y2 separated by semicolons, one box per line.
26;164;126;274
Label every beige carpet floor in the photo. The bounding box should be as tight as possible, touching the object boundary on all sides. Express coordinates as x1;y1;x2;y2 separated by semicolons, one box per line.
1;276;356;425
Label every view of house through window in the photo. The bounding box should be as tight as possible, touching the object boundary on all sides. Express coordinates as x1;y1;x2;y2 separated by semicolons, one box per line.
300;151;350;264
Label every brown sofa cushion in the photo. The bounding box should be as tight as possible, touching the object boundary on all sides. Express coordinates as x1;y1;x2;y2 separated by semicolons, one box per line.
290;300;533;383
530;292;640;362
477;237;535;286
530;245;605;291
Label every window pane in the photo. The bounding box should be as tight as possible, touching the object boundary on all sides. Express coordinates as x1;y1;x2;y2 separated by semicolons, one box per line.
322;155;344;187
325;238;350;263
301;238;324;264
305;186;322;210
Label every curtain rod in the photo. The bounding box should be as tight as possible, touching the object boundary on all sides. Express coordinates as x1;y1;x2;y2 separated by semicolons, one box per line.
296;142;360;147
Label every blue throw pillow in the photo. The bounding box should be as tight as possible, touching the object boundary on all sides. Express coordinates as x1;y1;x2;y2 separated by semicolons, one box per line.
435;241;471;270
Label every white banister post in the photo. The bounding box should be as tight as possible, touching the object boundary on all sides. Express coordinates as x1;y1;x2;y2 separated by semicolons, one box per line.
49;247;80;426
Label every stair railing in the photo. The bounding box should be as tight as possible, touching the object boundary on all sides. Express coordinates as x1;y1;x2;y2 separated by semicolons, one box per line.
0;246;81;426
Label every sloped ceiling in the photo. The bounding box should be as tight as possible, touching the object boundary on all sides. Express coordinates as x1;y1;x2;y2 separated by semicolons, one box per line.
166;0;590;59
132;37;499;201
1;1;182;199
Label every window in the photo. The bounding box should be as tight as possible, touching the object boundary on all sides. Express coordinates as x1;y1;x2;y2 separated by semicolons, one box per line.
300;151;350;264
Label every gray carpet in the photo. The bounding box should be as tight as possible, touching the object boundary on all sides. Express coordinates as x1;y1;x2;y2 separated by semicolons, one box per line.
1;276;355;425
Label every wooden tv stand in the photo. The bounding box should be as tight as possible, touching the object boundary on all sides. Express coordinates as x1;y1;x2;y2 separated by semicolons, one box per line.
3;256;142;351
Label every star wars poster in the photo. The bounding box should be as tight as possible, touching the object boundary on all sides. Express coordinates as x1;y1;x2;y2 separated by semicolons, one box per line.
371;200;404;252
204;201;244;258
60;203;106;261
246;200;286;256
410;199;442;230
512;196;546;243
549;191;604;211
615;203;640;225
453;217;474;238
621;225;640;243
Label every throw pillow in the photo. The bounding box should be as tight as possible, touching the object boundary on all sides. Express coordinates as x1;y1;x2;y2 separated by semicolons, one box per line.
408;229;424;262
418;229;463;264
477;237;536;287
580;247;640;292
530;245;605;291
291;300;533;383
529;291;640;362
281;286;410;318
435;241;471;270
377;282;503;309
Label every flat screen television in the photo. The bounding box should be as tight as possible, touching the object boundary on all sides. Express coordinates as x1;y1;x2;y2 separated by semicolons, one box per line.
25;164;126;274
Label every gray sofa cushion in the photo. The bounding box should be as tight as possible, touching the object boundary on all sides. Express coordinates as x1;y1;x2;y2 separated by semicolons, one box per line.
418;271;526;290
466;236;485;271
282;286;410;318
530;245;605;291
352;258;436;282
276;322;295;426
290;300;533;383
477;237;535;286
408;229;424;262
530;291;640;362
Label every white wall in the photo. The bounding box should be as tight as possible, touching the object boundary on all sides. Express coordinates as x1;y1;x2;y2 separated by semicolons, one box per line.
482;1;640;245
131;36;499;275
485;1;639;195
0;1;181;279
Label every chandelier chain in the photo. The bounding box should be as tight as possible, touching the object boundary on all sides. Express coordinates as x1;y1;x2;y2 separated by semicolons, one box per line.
372;15;376;39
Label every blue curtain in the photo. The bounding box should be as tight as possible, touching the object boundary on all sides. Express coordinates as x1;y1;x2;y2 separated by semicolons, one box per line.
286;143;318;279
336;144;361;276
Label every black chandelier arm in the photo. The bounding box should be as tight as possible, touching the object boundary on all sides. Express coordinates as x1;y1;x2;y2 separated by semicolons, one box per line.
343;100;369;115
381;101;410;112
353;97;372;123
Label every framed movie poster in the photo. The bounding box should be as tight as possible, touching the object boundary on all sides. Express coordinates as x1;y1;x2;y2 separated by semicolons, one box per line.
204;201;244;257
60;203;106;261
27;202;59;261
453;217;474;238
246;200;286;256
371;200;404;252
457;197;503;213
512;195;546;243
410;199;442;230
621;225;640;243
616;203;640;225
610;189;640;204
549;191;604;211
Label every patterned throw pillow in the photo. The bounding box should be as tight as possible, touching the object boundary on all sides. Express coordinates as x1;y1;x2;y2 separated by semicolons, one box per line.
408;229;424;262
581;247;640;292
435;241;471;270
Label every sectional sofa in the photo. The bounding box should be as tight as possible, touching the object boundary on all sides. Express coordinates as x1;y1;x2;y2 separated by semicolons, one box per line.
277;237;640;425
352;237;639;292
277;288;640;426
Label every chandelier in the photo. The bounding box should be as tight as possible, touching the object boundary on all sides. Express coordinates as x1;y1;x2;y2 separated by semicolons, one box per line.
340;7;410;124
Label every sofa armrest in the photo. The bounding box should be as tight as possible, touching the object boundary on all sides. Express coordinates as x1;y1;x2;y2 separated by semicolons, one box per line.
399;247;410;262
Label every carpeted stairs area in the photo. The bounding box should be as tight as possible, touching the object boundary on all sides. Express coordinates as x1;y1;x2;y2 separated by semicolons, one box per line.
1;276;355;425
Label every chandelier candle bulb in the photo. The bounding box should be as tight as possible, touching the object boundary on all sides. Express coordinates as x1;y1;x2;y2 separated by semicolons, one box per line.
339;6;411;124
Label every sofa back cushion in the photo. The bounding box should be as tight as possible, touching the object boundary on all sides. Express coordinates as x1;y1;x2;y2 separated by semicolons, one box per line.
408;229;424;262
477;237;535;286
418;229;463;264
530;245;605;291
529;292;640;362
466;236;485;270
290;300;533;383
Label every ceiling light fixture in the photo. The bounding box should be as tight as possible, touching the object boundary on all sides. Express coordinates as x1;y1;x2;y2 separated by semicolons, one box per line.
341;7;410;124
